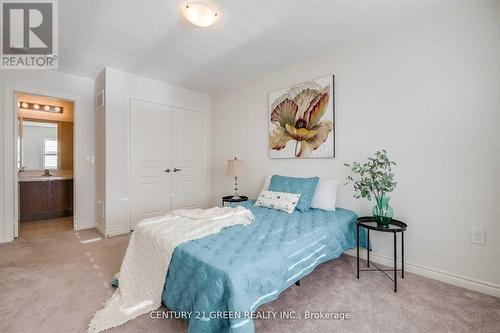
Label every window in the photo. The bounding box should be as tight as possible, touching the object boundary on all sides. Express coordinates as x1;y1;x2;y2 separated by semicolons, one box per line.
44;138;58;169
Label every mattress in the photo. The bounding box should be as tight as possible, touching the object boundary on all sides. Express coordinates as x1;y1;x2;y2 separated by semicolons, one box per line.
162;201;367;333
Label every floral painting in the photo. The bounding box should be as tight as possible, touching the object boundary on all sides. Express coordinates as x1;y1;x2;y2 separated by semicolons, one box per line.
269;75;334;159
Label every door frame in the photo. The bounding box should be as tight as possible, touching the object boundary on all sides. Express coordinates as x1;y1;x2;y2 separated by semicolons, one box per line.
126;98;208;231
3;84;79;241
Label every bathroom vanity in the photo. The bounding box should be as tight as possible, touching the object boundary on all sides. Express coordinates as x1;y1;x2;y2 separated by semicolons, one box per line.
19;175;73;222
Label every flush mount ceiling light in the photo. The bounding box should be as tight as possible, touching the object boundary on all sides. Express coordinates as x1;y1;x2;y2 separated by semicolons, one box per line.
183;1;219;27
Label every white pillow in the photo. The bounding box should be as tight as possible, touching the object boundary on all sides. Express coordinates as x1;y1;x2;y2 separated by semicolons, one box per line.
254;190;300;214
261;175;271;193
311;179;340;211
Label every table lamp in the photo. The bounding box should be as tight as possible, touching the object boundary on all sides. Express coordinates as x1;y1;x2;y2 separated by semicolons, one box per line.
226;157;245;200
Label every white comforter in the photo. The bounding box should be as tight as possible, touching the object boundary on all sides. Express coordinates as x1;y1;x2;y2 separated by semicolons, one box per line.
88;206;254;333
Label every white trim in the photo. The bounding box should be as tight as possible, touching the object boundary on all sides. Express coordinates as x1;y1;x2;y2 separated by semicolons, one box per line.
3;85;15;242
105;226;130;237
2;84;82;242
125;97;131;231
344;250;500;298
74;221;96;231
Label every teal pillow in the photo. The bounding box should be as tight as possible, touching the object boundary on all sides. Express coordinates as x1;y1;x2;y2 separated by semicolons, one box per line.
268;175;319;212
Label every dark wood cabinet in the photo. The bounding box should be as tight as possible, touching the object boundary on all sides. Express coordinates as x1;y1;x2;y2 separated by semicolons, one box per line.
19;179;73;222
19;181;48;217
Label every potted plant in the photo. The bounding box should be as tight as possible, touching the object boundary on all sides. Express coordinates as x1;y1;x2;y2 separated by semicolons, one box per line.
345;150;397;227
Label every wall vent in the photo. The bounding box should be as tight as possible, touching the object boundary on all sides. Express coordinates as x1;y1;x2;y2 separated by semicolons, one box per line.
96;90;105;110
97;200;105;218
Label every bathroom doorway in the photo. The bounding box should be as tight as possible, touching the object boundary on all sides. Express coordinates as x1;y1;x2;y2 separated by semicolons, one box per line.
15;93;75;239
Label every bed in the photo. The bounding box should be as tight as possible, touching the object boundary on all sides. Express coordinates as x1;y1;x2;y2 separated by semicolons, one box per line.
161;201;367;333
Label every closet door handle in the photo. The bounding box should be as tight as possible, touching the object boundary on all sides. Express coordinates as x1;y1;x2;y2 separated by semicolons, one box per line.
173;168;182;172
164;168;171;173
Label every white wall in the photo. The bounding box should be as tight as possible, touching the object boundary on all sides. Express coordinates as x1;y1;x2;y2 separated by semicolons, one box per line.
0;69;96;242
211;1;500;295
99;67;211;236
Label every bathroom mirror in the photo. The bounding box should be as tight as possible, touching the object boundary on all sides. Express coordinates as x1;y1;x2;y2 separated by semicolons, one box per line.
18;119;73;171
20;120;58;170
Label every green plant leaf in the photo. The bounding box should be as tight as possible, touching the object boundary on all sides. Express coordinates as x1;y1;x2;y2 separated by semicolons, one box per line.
344;150;397;203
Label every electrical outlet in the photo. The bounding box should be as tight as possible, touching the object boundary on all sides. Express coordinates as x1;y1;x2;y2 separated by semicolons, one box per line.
471;228;485;245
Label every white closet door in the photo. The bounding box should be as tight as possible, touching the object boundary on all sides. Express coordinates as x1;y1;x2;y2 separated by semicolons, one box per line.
171;107;206;210
130;100;172;229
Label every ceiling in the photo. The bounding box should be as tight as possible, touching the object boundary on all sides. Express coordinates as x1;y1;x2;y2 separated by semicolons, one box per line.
59;0;439;93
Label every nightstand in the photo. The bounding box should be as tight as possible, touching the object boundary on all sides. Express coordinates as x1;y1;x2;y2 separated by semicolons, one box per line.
221;195;248;207
356;216;407;292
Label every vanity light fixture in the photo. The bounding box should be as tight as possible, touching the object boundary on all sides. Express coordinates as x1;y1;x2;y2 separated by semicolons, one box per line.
183;1;219;27
19;101;64;114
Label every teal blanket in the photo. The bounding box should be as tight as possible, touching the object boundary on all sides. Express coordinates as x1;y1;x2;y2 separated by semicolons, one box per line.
162;201;366;332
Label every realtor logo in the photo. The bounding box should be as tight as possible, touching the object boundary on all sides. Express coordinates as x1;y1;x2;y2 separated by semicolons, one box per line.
1;0;58;69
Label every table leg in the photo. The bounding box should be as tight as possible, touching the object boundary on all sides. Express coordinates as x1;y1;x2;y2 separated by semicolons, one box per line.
367;229;370;267
356;224;359;279
402;231;405;279
394;232;397;293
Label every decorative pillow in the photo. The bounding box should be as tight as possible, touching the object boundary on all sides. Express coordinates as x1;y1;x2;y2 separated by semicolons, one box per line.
311;179;340;211
268;175;319;212
254;191;300;214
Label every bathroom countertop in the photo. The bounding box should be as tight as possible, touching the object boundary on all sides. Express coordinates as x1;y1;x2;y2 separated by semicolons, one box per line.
18;171;74;182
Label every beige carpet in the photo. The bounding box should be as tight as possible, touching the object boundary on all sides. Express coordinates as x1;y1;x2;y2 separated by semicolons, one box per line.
0;225;498;333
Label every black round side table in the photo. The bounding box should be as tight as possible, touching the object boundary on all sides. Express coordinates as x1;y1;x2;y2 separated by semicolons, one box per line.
356;216;407;292
221;195;248;207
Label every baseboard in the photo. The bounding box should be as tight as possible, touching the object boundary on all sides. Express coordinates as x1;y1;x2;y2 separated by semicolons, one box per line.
92;223;129;237
74;221;96;231
344;249;500;298
105;227;130;237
